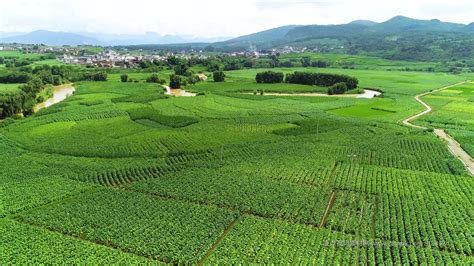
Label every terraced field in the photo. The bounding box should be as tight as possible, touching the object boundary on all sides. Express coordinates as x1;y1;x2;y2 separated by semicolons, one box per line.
0;67;473;264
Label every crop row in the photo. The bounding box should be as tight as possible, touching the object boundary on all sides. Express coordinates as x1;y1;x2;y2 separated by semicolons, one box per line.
16;189;237;264
26;110;129;125
74;164;184;186
376;191;473;256
206;216;472;265
128;166;332;226
324;190;377;238
0;220;155;264
331;163;472;197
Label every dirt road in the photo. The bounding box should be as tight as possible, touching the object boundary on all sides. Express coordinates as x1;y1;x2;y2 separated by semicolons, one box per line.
402;81;473;176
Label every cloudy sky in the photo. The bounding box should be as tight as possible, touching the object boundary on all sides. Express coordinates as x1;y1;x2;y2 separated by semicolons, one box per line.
1;0;473;37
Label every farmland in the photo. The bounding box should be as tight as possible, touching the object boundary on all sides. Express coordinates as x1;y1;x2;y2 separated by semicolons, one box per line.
0;53;473;264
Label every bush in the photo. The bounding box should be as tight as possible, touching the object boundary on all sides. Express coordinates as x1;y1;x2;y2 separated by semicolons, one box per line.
120;74;128;82
146;74;160;83
256;71;284;84
311;60;330;68
36;96;45;103
327;82;348;95
87;72;107;81
52;75;62;85
213;71;226;82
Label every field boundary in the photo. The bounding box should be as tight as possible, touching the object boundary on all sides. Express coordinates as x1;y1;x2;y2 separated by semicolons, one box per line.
319;190;337;228
198;215;243;265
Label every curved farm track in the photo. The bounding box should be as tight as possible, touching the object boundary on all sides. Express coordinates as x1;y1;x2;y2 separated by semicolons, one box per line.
403;81;474;176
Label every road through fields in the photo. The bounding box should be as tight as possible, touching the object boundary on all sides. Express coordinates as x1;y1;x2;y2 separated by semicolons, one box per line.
402;81;473;176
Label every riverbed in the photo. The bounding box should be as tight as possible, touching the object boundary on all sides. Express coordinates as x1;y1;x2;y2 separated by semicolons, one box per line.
163;85;196;97
34;84;75;112
245;89;382;99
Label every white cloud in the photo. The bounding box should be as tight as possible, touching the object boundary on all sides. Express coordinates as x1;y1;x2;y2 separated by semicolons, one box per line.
1;0;473;37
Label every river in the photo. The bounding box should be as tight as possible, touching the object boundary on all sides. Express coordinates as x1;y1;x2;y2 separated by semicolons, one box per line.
34;84;75;112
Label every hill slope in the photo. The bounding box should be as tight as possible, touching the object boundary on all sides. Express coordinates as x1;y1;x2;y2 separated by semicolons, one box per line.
207;16;474;61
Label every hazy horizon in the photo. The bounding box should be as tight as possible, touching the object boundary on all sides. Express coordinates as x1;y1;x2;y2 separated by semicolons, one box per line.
1;0;473;39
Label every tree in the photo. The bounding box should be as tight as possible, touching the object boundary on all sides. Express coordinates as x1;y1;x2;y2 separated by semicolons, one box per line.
213;71;225;82
169;74;186;89
120;74;128;82
174;64;189;76
301;56;312;67
270;54;280;68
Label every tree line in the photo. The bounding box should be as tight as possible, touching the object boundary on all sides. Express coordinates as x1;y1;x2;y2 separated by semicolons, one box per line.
255;71;359;94
0;65;108;120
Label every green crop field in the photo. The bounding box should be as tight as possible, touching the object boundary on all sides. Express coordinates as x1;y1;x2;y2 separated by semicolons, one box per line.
0;56;473;264
0;50;45;59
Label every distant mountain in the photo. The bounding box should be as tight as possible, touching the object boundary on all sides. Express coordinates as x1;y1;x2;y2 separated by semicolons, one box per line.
213;25;299;49
0;30;101;46
349;20;377;26
209;16;474;52
466;23;474;31
0;30;231;46
372;15;465;32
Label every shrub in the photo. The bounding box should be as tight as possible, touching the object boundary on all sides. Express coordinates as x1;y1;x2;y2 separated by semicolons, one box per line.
327;82;348;95
213;71;226;82
91;72;108;81
120;74;128;82
146;74;160;83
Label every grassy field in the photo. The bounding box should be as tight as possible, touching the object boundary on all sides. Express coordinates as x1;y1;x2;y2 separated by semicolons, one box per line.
221;67;468;95
0;50;42;58
279;52;442;71
0;59;473;263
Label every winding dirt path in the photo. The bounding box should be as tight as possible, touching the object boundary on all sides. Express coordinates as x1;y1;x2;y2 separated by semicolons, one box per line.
402;81;473;176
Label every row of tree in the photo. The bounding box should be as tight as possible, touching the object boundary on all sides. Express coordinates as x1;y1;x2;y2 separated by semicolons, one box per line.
254;71;358;94
285;71;358;89
256;71;284;83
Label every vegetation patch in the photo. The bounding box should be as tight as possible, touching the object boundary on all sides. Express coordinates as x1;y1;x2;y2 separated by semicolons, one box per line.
111;92;168;104
127;107;198;128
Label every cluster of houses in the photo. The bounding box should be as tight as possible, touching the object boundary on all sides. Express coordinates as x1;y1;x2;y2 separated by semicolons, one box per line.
58;50;169;68
230;46;309;58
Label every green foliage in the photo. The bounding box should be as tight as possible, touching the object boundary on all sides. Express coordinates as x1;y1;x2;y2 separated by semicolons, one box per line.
328;82;348;95
145;73;163;83
286;71;359;89
127;107;198;128
169;74;186;89
256;71;284;83
213;71;226;82
0;220;155;264
0;58;473;264
120;74;128;82
17;189;237;264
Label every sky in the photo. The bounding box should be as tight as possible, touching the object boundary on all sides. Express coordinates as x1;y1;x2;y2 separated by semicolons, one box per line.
1;0;473;37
